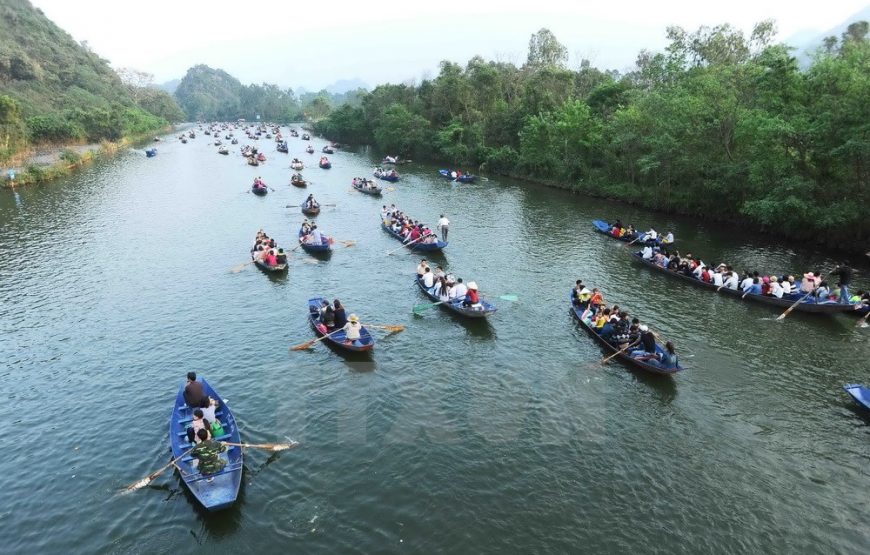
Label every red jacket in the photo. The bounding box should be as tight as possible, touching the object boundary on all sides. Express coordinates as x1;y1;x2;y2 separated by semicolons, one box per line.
465;289;479;304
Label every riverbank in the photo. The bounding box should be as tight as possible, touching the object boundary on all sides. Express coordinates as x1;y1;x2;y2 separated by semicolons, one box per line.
2;127;175;188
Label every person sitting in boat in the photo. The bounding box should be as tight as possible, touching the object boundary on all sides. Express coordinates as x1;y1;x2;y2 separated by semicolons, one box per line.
305;195;319;209
452;278;468;300
422;267;435;288
264;249;278;266
333;299;348;329
343;314;362;344
629;325;657;360
768;276;784;298
589;288;604;309
320;300;336;329
800;271;821;294
815;281;831;300
641;244;654;260
743;277;762;295
462;282;480;307
276;248;287;264
190;428;227;477
571;280;585;306
416;259;429;277
306;224;323;245
597;311;616;344
653;251;667;267
186;409;213;444
433;277;450;301
642;341;679;369
613;312;632;349
663;231;675;245
184;372;207;408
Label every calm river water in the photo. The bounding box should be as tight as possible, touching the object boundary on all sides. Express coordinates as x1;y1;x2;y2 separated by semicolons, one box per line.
1;127;868;554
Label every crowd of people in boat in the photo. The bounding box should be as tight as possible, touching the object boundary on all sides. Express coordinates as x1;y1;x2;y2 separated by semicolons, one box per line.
353;177;380;190
303;194;319;210
608;220;673;245
300;219;330;245
571;281;679;369
251;229;287;266
415;259;483;308
316;299;363;343
381;205;440;245
373;167;399;179
252;177;267;191
638;246;864;305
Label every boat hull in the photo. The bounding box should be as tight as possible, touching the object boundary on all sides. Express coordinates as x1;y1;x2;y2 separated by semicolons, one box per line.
381;222;447;251
415;276;495;318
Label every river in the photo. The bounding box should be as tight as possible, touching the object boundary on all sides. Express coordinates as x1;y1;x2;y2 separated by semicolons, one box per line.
1;127;868;554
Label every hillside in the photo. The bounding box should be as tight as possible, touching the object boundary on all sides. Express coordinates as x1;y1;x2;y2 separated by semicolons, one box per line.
0;0;175;162
174;64;303;122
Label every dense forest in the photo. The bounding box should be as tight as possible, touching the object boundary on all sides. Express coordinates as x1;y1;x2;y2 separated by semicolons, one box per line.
315;24;870;249
0;0;181;162
173;64;364;123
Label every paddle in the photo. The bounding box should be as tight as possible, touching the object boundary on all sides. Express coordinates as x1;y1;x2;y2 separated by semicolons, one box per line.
286;204;336;208
480;292;519;302
386;233;430;255
290;328;343;351
601;343;635;365
776;270;831;321
230;259;256;273
223;441;299;452
124;447;194;492
364;324;406;333
413;300;448;314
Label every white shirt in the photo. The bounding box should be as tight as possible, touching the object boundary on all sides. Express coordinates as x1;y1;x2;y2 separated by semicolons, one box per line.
712;272;724;286
309;229;322;244
201;402;217;422
770;282;783;298
781;281;792;295
343;322;361;341
740;277;753;291
438;217;449;229
724;273;739;290
641;246;653;260
693;265;705;279
663;232;674;244
453;283;468;299
646;229;658;240
416;263;429;276
423;272;434;288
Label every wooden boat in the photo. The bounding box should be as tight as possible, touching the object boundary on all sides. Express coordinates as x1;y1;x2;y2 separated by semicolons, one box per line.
277;142;288;153
301;133;310;140
251;185;267;196
844;384;870;411
257;153;266;162
569;292;684;375
247;157;259;167
291;175;307;188
301;204;320;216
169;377;243;511
319;157;331;169
415;275;496;318
218;147;229;155
592;220;661;245
252;252;288;273
291;161;304;170
321;146;335;154
631;253;861;314
352;178;382;196
298;228;332;253
438;169;475;183
307;297;374;352
374;169;399;182
305;146;314;154
381;221;447;251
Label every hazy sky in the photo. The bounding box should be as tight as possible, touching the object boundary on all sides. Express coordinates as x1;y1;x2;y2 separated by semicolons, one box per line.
32;0;869;90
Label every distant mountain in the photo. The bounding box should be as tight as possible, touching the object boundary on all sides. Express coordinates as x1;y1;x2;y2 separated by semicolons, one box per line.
325;78;369;95
787;5;870;64
156;78;180;94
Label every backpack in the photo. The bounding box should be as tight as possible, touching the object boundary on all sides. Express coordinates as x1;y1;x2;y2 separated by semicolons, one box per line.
210;420;225;438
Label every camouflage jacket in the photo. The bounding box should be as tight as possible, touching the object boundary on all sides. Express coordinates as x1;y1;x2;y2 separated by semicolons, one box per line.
191;439;227;475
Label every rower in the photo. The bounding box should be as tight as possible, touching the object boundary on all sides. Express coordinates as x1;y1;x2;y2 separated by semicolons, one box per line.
343;314;362;344
462;281;480;307
416;259;429;277
190;428;227;478
184;372;207;408
333;299;348;329
422;267;435;288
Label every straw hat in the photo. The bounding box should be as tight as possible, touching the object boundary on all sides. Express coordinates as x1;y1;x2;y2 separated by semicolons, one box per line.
467;281;478;290
639;324;649;332
349;314;359;323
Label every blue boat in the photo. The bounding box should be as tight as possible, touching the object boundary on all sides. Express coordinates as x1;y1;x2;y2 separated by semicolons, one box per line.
298;228;332;253
569;291;684;375
591;220;660;245
438;169;475;183
844;384;870;411
145;148;157;157
632;252;860;315
319;157;331;169
374;169;399;182
381;221;447;252
307;297;375;352
277;142;288;153
415;275;496;318
169;377;243;511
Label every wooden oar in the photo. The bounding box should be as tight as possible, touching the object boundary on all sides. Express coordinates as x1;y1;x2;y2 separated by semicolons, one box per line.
413;300;448;314
124;447;194;492
601;343;635;365
777;270;831;321
223;441;299;452
286;204;336;208
364;324;406;332
290;328;343;351
386;233;429;255
230;259;256;273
